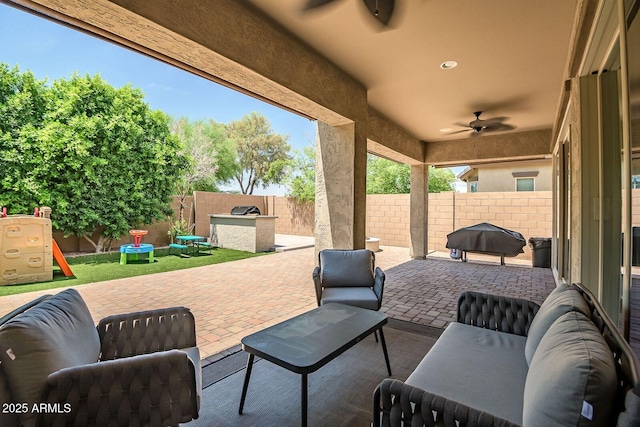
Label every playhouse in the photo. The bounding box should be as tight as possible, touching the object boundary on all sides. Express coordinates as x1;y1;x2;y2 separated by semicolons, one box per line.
0;213;53;286
0;207;73;286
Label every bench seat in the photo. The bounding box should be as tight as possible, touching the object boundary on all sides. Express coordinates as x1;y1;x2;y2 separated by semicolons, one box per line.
169;243;189;255
196;241;212;254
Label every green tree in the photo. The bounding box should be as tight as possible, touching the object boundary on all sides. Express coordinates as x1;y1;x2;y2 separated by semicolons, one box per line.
171;118;220;226
172;118;237;194
226;112;291;194
428;165;457;193
285;144;316;202
366;155;457;194
0;64;50;213
366;155;411;194
0;67;186;252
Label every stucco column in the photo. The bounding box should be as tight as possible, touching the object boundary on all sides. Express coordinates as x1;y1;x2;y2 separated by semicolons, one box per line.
410;164;429;259
315;121;357;252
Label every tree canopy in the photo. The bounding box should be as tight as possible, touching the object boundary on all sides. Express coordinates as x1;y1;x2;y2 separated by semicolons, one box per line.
0;65;185;252
284;151;458;202
366;155;411;194
226;112;291;194
0;64;49;213
428;165;458;193
366;156;457;194
285;145;316;203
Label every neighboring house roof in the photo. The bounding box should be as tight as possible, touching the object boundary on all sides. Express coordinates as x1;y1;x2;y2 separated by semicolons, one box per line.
457;166;474;181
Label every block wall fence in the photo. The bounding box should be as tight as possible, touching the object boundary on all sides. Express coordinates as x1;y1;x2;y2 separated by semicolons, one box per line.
54;190;554;260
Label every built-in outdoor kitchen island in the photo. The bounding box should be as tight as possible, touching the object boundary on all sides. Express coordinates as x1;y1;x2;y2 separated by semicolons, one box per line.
209;213;277;253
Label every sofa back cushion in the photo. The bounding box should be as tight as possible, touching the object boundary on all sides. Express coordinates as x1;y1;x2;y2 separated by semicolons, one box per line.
319;249;374;288
523;311;617;427
0;289;100;426
524;283;591;365
0;367;19;427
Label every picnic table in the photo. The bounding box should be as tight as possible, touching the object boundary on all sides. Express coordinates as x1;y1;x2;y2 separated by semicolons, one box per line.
170;235;211;256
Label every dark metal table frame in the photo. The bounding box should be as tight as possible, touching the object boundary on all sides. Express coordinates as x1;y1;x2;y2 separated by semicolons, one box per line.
238;303;392;427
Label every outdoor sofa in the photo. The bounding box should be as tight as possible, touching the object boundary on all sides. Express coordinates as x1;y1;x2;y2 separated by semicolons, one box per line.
374;282;640;426
0;288;201;427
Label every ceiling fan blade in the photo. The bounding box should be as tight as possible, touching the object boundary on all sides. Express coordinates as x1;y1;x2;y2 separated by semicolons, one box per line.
484;116;510;123
447;129;471;135
303;0;338;10
362;0;395;26
489;123;516;131
453;122;471;128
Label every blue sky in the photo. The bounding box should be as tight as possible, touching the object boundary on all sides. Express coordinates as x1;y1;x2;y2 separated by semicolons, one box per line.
0;4;464;194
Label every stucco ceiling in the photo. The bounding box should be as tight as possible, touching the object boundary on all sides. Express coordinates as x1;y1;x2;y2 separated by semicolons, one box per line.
248;0;578;143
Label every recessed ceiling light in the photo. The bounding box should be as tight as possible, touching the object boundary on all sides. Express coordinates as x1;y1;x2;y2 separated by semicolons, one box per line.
440;61;458;70
440;127;453;133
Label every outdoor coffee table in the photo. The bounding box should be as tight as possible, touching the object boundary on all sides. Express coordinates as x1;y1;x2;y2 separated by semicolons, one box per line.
238;303;391;427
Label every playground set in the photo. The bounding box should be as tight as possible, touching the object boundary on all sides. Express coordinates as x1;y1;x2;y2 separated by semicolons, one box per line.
1;205;156;286
0;206;73;286
119;230;154;264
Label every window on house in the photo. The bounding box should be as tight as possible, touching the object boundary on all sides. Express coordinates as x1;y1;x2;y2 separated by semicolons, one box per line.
516;177;535;191
632;175;640;189
470;182;478;192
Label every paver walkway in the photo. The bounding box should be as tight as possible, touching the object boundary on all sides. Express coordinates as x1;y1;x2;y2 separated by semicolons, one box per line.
0;246;555;359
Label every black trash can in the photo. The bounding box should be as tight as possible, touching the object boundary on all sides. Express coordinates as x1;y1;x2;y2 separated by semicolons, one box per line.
529;237;551;268
633;227;640;267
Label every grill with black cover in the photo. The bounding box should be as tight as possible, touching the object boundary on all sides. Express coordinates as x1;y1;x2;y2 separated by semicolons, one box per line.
230;206;261;215
446;222;525;265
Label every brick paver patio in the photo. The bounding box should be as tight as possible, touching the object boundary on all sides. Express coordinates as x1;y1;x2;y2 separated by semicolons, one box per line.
381;255;556;329
0;246;555;359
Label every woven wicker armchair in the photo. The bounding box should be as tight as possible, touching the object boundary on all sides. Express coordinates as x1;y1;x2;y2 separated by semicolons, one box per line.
0;289;200;427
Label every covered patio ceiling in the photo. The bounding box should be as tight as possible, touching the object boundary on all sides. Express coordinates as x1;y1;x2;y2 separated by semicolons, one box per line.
248;0;578;158
5;0;580;167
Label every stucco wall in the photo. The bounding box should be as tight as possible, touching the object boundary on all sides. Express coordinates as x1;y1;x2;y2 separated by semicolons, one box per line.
472;159;552;192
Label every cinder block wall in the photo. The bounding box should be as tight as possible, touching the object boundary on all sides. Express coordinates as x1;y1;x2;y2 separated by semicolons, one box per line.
426;192;455;254
54;191;553;258
633;189;640;226
365;194;410;247
428;191;553;260
272;197;314;236
54;196;194;252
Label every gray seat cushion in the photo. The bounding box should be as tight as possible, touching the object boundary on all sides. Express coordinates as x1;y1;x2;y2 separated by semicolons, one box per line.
523;311;617;427
320;287;379;310
406;322;528;425
0;289;100;427
319;249;374;287
524;283;591;365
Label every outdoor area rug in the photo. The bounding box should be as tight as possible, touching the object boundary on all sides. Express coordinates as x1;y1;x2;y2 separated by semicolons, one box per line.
184;321;438;426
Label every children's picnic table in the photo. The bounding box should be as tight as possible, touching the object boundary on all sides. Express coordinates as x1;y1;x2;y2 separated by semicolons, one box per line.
170;235;212;256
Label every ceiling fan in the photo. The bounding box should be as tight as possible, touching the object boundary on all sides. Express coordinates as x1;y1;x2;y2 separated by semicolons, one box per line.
303;0;395;26
450;111;515;136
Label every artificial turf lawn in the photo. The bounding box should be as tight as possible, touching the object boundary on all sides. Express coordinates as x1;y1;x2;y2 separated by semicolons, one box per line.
0;247;267;297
